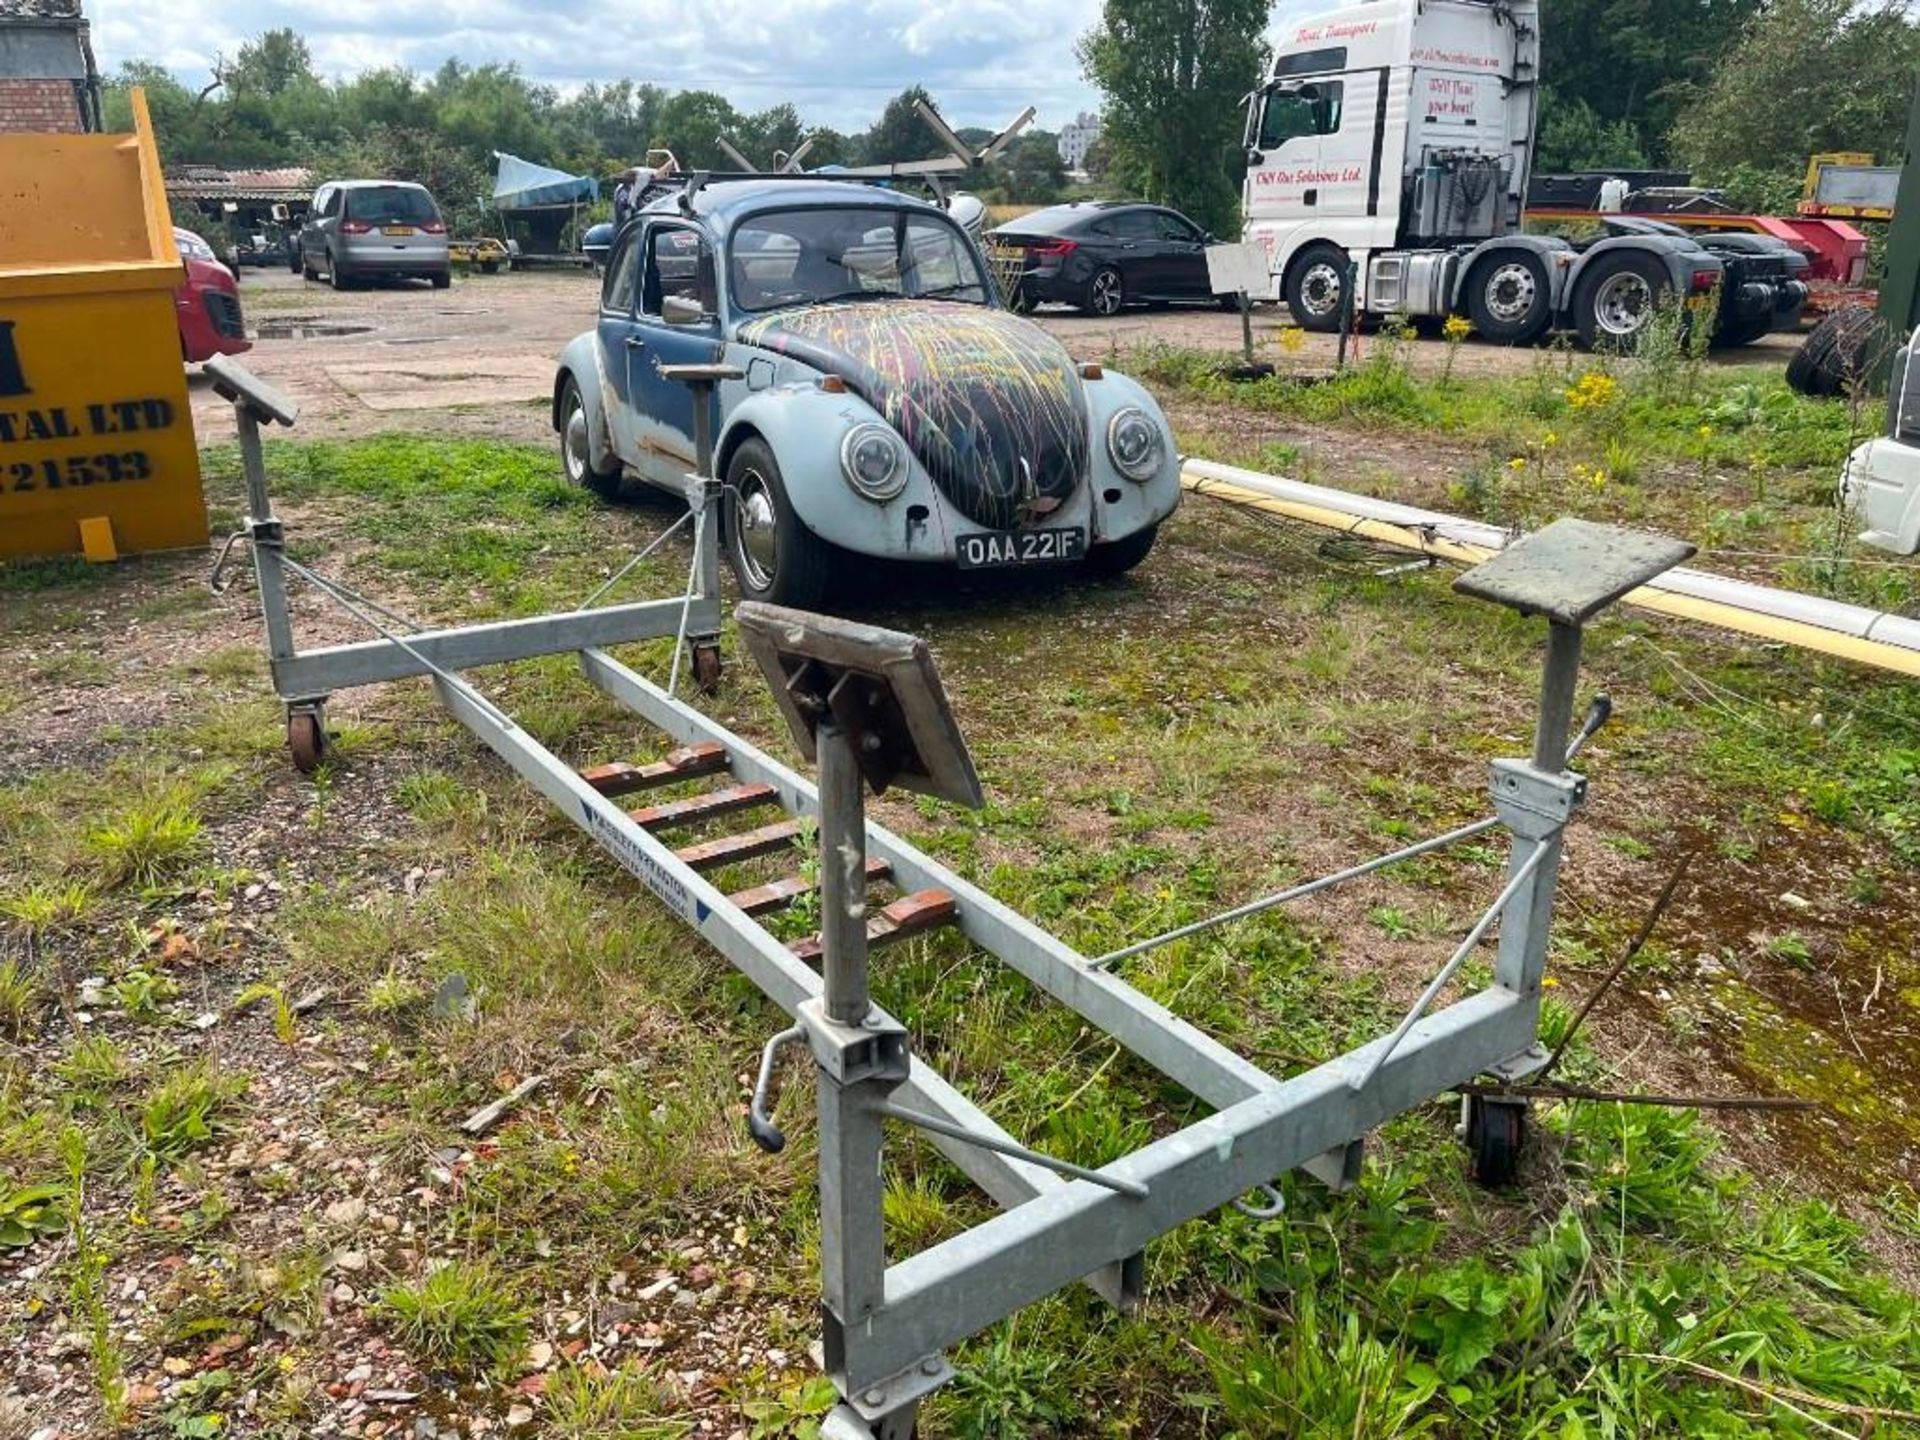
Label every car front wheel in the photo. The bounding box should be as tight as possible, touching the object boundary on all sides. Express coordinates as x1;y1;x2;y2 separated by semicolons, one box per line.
726;438;832;608
1085;523;1158;579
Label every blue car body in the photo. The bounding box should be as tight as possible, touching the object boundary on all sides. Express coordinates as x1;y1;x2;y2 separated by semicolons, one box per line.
552;180;1181;605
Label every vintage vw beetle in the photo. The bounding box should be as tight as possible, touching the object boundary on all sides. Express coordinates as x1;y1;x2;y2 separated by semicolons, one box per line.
552;179;1181;606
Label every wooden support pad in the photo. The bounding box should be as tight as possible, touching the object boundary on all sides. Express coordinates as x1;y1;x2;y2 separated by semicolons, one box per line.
790;888;958;964
630;783;778;831
580;742;730;797
730;860;893;918
675;820;804;872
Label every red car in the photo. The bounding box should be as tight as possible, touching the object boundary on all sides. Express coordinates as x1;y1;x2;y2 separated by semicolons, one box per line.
174;227;250;363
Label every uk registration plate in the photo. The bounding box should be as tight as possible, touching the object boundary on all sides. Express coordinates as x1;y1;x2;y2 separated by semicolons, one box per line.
383;225;415;237
956;527;1085;570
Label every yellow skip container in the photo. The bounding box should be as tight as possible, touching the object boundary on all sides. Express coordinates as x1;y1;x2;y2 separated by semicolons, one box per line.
0;90;205;560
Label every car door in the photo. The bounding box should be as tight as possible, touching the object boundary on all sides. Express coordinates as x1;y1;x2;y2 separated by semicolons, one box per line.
1153;210;1211;298
596;230;647;465
626;220;723;492
301;185;333;264
1109;209;1171;298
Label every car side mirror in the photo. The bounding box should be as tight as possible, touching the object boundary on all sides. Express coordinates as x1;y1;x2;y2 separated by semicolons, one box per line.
663;294;710;327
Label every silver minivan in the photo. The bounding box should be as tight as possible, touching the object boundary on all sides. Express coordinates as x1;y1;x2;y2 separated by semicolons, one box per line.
298;180;451;290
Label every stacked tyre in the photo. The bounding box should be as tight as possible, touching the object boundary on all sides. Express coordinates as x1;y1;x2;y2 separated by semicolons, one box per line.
1787;306;1888;398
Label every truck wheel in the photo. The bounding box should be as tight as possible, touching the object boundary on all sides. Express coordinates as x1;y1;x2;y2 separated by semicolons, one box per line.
726;438;832;608
1573;253;1668;351
1467;253;1551;344
1787;306;1887;398
1712;315;1772;350
560;377;623;498
1285;243;1350;333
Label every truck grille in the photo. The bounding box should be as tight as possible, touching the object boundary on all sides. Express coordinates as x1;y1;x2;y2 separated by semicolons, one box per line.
204;290;246;339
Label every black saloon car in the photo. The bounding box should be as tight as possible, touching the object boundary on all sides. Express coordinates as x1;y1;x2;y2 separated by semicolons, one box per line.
988;202;1222;316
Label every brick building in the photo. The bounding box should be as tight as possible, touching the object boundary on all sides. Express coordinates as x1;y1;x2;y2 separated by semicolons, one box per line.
0;0;98;133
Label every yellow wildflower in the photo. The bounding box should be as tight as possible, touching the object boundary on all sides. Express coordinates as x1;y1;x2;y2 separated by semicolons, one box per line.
1508;456;1527;471
1442;314;1473;342
1276;327;1307;355
1565;372;1618;410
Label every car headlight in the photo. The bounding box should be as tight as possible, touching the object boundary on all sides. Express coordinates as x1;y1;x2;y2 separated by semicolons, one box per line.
177;234;217;263
1107;407;1164;482
841;424;907;502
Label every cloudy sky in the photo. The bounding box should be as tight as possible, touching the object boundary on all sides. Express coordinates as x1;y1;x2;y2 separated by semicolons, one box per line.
86;0;1177;134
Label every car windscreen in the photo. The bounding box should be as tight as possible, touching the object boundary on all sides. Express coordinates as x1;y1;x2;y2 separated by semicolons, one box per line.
729;207;989;312
344;187;438;224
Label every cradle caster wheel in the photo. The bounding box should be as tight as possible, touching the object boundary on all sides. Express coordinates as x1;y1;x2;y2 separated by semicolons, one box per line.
1466;1094;1527;1188
287;704;330;775
692;643;723;694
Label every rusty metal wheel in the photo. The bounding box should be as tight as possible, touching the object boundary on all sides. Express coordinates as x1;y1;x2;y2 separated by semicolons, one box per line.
692;644;723;694
288;707;329;775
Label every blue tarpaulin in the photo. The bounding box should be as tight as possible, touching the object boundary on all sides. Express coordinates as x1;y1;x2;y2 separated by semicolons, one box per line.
492;152;599;211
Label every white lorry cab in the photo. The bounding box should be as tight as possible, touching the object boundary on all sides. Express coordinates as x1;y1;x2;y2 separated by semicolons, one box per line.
1241;0;1809;347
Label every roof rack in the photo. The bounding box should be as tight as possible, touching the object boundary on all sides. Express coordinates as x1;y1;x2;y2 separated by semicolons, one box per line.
675;100;1034;212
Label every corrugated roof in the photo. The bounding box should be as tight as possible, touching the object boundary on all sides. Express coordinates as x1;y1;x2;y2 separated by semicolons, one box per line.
0;1;85;20
166;166;314;201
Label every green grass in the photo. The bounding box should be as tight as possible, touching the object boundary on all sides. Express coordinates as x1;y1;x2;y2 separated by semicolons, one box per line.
3;404;1918;1436
0;959;41;1038
86;792;206;888
138;1060;246;1160
374;1260;532;1376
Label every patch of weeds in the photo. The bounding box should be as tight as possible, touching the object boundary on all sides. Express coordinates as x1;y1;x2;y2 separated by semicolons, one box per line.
159;1367;236;1439
87;792;205;888
54;1034;134;1094
1765;931;1814;967
0;555;99;594
1367;905;1417;940
235;982;300;1044
61;1126;128;1424
111;966;180;1021
375;1260;531;1376
738;1374;841;1439
0;1180;65;1249
366;964;426;1016
1603;833;1653;861
1194;1294;1443;1437
0;959;43;1037
545;1360;691;1438
139;1060;246;1160
941;1315;1082;1438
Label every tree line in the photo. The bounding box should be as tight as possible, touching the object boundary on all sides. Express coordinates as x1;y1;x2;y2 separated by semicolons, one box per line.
110;0;1920;243
105;32;1070;235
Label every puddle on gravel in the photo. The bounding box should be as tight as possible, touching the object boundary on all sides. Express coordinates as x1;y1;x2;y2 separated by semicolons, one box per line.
252;320;374;340
1622;821;1919;1195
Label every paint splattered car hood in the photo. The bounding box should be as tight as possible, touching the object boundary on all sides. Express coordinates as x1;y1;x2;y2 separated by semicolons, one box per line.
736;300;1089;531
